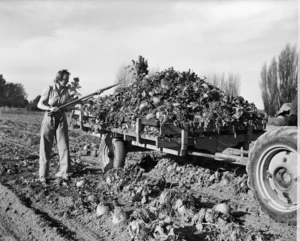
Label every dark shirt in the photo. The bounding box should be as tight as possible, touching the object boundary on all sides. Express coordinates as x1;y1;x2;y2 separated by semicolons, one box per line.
289;95;298;116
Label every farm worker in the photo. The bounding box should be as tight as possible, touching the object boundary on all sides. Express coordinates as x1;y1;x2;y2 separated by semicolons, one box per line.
68;77;81;98
269;93;298;126
37;69;78;183
68;77;82;124
288;94;298;126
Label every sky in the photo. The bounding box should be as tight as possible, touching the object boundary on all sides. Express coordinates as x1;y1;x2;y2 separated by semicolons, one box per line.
0;0;298;109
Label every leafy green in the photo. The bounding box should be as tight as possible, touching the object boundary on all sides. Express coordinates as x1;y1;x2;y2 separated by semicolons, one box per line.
83;57;265;133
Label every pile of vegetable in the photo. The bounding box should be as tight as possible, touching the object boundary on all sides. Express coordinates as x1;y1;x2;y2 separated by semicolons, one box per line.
80;56;264;133
90;157;265;241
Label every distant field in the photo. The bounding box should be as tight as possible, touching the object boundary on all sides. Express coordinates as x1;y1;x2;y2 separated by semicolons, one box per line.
0;107;74;122
0;109;296;241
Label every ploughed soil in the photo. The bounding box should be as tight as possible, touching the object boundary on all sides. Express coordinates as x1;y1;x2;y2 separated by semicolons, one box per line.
0;109;297;241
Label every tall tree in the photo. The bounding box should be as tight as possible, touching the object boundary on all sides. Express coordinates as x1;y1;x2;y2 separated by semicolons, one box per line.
260;43;298;116
224;73;241;97
260;59;280;116
278;43;298;104
0;75;28;107
0;75;6;105
0;75;5;87
209;73;226;91
260;63;270;114
207;72;241;96
268;57;280;111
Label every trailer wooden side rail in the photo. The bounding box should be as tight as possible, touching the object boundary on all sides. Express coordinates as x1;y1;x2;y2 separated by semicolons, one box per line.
70;109;266;166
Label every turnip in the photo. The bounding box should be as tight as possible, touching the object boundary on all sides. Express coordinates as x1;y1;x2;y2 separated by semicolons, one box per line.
156;111;163;119
141;187;149;196
152;96;162;106
178;204;187;216
83;144;90;150
160;80;170;90
96;204;110;217
164;216;171;224
141;196;147;204
196;223;204;232
112;207;128;224
214;203;231;215
76;179;86;188
174;199;183;210
209;174;216;183
220;178;230;186
106;176;113;185
201;83;209;89
128;220;143;238
240;180;247;188
159;189;173;206
146;113;155;120
87;195;97;203
205;208;215;223
139;102;148;112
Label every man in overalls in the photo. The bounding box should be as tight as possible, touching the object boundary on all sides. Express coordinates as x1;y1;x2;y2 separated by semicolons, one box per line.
269;94;298;126
37;69;76;183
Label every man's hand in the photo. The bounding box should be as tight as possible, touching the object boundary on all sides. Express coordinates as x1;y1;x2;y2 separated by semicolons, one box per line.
49;106;59;112
70;90;81;99
47;107;60;115
73;93;81;99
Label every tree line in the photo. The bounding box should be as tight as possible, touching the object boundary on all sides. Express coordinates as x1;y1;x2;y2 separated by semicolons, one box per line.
206;72;241;97
1;44;297;113
0;75;29;108
260;43;298;116
0;75;41;110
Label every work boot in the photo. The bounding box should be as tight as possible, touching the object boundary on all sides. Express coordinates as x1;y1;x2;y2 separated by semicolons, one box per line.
55;177;70;186
39;177;49;186
54;174;72;186
55;170;73;179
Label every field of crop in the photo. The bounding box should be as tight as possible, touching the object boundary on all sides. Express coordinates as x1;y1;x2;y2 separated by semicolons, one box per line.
0;109;296;241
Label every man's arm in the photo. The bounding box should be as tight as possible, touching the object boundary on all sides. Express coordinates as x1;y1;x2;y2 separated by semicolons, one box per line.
289;95;297;116
37;87;53;111
288;94;297;126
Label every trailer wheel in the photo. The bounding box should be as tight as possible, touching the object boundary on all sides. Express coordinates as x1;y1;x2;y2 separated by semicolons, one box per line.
247;127;298;225
98;135;126;172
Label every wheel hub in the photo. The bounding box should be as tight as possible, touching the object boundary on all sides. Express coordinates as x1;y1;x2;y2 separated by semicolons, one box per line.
274;168;292;189
264;148;298;208
281;171;292;184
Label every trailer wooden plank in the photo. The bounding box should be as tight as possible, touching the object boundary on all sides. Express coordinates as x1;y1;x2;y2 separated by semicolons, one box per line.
140;118;160;127
123;117;159;127
78;114;265;135
160;124;186;135
131;141;182;156
181;129;188;151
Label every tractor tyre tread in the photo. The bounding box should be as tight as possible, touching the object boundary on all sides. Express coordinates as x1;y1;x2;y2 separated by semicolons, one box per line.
246;126;297;225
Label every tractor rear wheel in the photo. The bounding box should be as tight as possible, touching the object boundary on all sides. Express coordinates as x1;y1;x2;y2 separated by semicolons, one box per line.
247;127;298;225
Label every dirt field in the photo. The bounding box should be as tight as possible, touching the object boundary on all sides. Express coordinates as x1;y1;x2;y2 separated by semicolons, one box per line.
0;109;297;241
